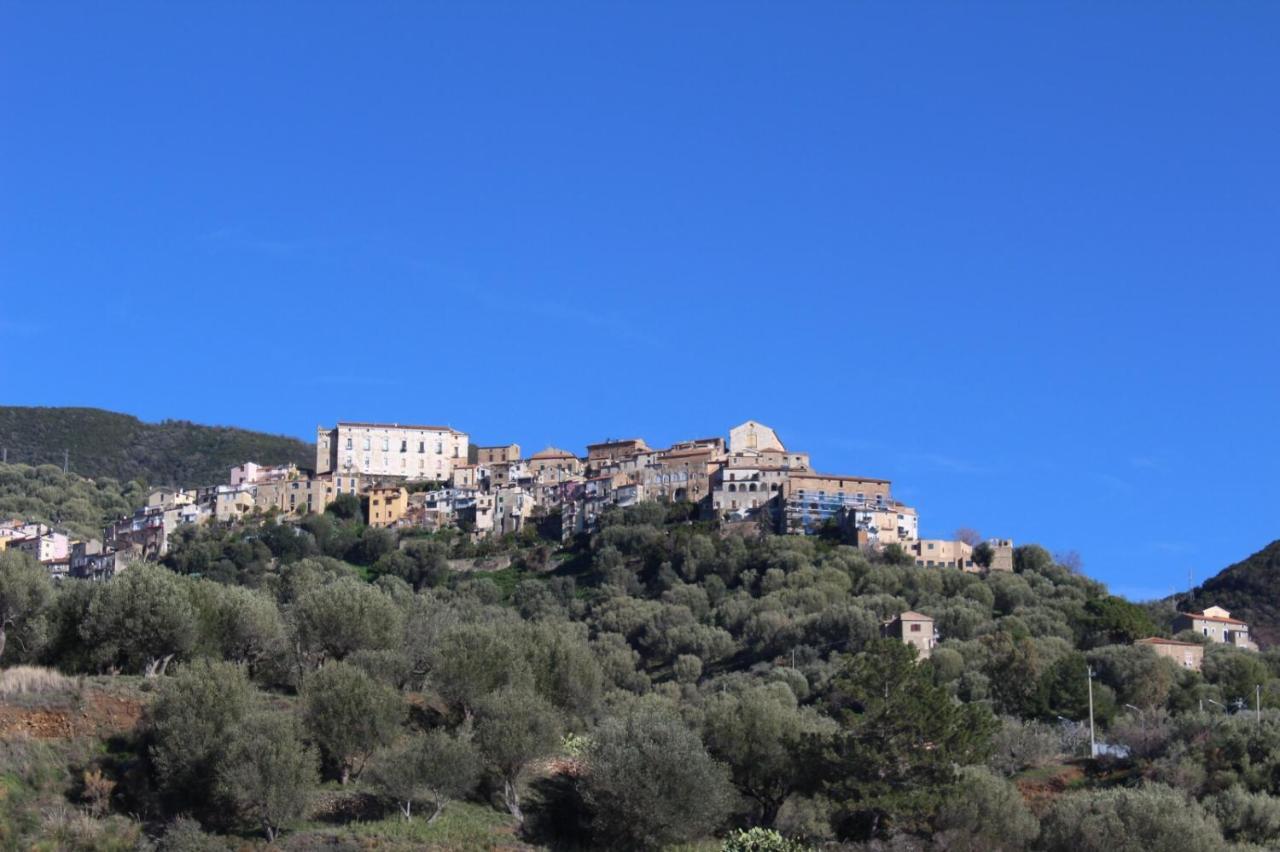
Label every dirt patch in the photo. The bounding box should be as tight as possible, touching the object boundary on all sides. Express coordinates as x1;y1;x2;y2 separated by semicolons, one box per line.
0;689;146;741
1016;763;1085;814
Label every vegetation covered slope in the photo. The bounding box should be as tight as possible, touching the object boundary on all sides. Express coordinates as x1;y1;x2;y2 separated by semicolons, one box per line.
1181;540;1280;648
0;463;146;541
0;406;313;487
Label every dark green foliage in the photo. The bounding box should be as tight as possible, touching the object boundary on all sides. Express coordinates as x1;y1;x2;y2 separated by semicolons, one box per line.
0;406;312;487
147;660;254;813
215;709;317;841
0;462;144;540
0;549;52;664
822;640;996;839
1038;784;1227;852
1083;596;1159;647
301;661;404;783
367;730;482;821
581;698;736;850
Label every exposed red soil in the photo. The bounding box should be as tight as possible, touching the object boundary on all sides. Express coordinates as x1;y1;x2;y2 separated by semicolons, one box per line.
0;690;145;740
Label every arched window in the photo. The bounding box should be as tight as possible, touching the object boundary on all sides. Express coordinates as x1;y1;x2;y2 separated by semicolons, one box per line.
728;483;737;492
749;483;758;492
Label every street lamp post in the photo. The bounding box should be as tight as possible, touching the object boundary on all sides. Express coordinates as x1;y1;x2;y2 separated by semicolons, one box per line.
1087;666;1097;758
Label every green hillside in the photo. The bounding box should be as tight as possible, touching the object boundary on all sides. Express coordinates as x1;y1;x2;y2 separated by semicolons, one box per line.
1181;539;1280;649
0;406;313;488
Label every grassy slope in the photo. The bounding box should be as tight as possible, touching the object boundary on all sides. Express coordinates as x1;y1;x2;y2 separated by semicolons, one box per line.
0;406;314;488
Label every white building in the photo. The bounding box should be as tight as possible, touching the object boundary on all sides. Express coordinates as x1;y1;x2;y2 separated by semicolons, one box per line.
316;421;469;482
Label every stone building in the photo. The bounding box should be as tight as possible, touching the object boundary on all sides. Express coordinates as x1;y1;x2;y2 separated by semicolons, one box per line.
1173;607;1256;650
884;611;936;660
1134;637;1205;671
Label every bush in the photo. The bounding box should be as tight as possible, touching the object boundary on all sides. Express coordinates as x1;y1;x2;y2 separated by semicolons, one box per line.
1038;784;1226;852
722;827;810;851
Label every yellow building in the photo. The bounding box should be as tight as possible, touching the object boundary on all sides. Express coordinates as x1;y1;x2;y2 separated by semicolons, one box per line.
367;486;409;528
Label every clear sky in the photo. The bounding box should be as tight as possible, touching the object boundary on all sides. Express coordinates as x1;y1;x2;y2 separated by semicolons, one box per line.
2;3;1277;599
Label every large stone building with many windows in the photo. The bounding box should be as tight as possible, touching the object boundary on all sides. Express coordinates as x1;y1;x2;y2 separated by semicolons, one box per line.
316;422;469;481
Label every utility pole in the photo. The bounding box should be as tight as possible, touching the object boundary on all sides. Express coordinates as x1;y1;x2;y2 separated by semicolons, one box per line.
1258;684;1262;725
63;449;69;474
1087;666;1097;758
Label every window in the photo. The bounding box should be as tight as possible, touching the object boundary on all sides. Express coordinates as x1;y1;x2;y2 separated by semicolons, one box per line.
382;439;390;452
418;441;425;453
436;442;443;454
910;624;921;633
346;438;353;450
401;440;407;452
363;438;371;451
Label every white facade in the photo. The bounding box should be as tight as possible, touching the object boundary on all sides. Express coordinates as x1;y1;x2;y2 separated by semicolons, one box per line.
317;422;469;481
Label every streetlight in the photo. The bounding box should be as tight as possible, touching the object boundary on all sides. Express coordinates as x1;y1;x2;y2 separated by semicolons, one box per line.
1086;666;1097;758
1207;698;1227;712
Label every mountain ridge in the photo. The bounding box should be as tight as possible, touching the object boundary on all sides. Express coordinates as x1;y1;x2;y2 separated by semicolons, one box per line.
0;406;313;487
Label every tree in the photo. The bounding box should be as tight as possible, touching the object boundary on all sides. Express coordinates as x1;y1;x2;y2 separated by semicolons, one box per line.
427;622;528;715
1038;784;1227;852
0;549;52;663
971;542;995;569
192;581;287;681
582;699;736;849
368;729;482;822
81;562;196;676
292;577;402;665
1083;596;1158;647
474;684;562;823
326;493;362;521
148;660;254;812
822;640;996;839
301;661;404;783
930;766;1039;851
702;682;833;827
954;528;982;547
215;709;317;842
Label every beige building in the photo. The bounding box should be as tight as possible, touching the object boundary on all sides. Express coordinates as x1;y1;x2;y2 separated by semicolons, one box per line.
451;464;482;489
712;463;789;517
368;486;409;528
1173;606;1256;650
213;486;256;523
729;420;786;454
846;502;919;547
230;462;299;487
779;471;893;534
647;445;720;504
254;475;357;516
902;539;975;570
884;611;935;660
316;422;469;481
528;447;584;483
585;438;651;473
1135;637;1204;671
472;444;520;465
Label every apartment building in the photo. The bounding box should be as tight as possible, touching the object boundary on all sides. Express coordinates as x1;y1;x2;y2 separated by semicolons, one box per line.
10;530;70;563
844;502;919;547
254;475;356;516
585;438;651;474
1173;607;1256;650
780;471;893;534
712;463;788;517
316;422;469;481
646;444;719;504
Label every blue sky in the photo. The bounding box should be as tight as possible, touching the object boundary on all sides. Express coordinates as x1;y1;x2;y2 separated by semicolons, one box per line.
2;3;1277;599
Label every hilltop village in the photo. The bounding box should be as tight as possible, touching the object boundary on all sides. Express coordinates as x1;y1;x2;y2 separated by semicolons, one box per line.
0;418;1254;667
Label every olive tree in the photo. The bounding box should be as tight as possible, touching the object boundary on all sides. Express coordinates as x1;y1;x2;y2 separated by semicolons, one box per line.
292;577;402;666
474;684;562;823
1038;784;1226;852
368;729;482;821
81;562;196;676
582;699;736;849
0;549;52;663
216;709;317;841
302;661;404;783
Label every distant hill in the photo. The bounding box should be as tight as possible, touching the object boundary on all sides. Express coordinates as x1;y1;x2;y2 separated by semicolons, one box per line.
1180;540;1280;648
0;406;314;487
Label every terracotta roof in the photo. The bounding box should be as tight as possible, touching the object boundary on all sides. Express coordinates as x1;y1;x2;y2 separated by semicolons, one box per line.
1136;637;1203;647
1181;611;1248;626
586;438;649;450
897;610;933;621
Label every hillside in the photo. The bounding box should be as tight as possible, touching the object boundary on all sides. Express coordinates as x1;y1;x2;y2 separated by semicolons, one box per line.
1181;539;1280;648
0;406;313;487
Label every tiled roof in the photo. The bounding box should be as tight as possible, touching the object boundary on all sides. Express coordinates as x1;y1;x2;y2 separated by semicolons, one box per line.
337;422;464;434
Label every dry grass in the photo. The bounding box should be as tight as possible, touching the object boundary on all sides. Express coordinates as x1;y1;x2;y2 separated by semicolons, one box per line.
0;666;76;698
